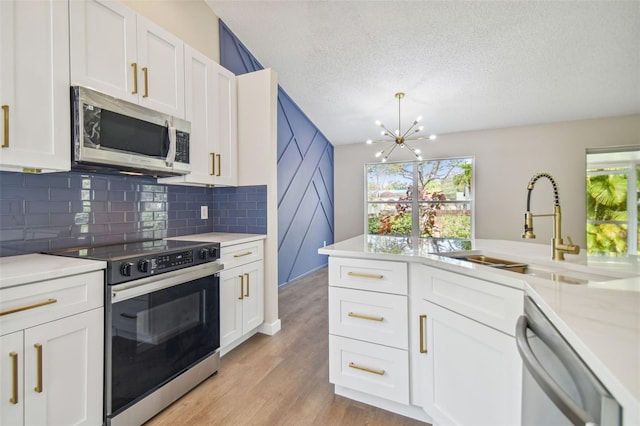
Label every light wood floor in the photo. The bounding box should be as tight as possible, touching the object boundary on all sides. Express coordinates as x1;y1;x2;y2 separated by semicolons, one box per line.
146;267;427;426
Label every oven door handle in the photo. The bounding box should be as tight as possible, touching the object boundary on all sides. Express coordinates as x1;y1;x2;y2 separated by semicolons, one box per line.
110;262;222;303
516;315;594;426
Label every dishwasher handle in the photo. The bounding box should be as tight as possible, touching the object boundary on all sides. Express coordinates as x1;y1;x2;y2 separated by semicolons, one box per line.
516;315;595;426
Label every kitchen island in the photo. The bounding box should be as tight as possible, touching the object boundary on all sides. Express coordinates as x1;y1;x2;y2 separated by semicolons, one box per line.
319;235;640;425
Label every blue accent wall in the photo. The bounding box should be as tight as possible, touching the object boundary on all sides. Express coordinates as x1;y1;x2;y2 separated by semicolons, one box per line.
219;21;335;286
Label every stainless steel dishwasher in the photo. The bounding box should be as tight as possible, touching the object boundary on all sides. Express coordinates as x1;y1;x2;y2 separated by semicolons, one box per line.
516;296;622;425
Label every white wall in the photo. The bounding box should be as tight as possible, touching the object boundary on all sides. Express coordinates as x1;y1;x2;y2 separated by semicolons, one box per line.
123;0;219;61
335;114;640;248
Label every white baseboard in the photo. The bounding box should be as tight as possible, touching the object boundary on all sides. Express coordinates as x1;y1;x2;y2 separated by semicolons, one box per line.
258;318;281;335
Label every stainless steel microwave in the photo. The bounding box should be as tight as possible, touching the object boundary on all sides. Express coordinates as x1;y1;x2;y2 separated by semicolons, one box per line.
71;86;190;177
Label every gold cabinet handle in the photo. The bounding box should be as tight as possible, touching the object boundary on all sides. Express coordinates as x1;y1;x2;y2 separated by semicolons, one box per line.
210;152;216;176
244;273;250;297
131;63;138;94
0;298;57;317
238;275;244;300
142;67;149;97
348;362;385;376
233;251;253;258
216;154;221;176
419;314;428;354
348;312;384;322
9;352;18;404
34;344;43;393
347;271;383;280
2;105;8;148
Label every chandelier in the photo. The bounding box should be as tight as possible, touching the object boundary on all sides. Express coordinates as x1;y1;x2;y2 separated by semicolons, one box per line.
366;92;436;162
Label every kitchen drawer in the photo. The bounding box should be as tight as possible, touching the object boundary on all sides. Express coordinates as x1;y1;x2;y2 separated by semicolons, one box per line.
220;240;264;269
329;335;409;404
329;257;407;295
0;271;104;335
329;287;408;349
410;264;523;336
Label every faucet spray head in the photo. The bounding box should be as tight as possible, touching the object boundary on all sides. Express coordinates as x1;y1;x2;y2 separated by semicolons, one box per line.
522;211;536;239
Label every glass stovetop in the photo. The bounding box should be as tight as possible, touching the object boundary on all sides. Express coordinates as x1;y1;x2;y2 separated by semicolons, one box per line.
48;240;208;262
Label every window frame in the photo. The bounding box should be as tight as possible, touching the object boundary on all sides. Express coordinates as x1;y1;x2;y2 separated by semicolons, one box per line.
364;156;475;241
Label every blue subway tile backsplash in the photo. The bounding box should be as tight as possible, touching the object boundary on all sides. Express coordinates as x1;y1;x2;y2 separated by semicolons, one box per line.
0;170;267;257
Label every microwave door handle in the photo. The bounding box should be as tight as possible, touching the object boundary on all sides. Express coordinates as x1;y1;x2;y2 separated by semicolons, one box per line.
165;122;176;166
515;316;594;426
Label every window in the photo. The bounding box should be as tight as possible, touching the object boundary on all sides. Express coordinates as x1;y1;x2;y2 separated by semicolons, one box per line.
366;157;473;241
586;148;639;256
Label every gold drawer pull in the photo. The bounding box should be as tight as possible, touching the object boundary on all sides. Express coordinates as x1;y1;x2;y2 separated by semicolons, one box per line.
0;298;57;317
9;352;18;404
348;362;385;376
244;273;250;297
233;251;253;258
34;344;43;393
216;154;221;176
238;275;244;300
2;105;8;148
348;312;384;322
419;314;428;354
347;271;383;280
210;152;216;176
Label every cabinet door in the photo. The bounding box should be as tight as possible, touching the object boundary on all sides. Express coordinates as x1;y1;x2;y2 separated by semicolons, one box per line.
69;0;137;103
417;300;522;426
0;331;23;426
212;64;238;186
23;308;104;426
0;0;70;173
220;268;244;349
136;15;185;118
242;260;264;332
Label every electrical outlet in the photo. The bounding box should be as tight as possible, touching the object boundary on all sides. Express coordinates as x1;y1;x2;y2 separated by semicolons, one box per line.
200;206;208;220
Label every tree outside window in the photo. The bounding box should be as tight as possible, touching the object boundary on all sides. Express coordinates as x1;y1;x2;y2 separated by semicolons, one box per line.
586;149;639;256
366;157;473;240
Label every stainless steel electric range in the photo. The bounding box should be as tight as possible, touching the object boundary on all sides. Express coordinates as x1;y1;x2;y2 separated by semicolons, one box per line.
50;239;223;425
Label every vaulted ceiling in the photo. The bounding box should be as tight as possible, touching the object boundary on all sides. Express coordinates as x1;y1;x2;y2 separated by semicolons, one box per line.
206;1;640;146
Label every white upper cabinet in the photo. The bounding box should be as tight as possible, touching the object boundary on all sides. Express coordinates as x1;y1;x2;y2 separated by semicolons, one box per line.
160;46;238;187
0;0;70;173
70;0;185;118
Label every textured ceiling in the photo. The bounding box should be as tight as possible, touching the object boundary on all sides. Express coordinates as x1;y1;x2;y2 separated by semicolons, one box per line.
206;1;640;146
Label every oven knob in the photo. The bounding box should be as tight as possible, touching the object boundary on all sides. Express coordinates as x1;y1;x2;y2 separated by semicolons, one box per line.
138;259;150;273
199;248;208;259
208;247;218;258
120;262;134;277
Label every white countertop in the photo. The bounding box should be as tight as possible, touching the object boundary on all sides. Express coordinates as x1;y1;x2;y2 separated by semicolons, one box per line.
0;254;106;289
319;235;640;423
168;232;266;246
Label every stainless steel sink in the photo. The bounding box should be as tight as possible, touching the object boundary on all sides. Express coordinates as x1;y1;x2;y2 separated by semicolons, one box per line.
449;254;618;284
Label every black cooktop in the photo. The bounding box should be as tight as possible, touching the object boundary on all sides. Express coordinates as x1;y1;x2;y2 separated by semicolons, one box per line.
48;239;221;285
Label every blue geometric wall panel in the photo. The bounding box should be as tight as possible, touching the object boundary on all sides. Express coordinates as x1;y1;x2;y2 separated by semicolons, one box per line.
219;20;334;286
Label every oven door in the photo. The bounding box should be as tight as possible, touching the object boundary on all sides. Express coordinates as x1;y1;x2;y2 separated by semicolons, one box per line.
105;263;220;418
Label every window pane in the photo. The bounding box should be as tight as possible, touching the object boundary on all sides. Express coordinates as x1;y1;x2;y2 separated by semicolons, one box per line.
419;202;471;239
586;172;628;221
586;223;628;256
367;163;413;202
368;202;412;236
417;158;473;202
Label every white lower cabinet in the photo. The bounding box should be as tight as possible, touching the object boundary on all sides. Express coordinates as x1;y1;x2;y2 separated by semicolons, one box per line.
412;299;522;426
219;240;264;354
410;263;523;426
328;258;412;406
0;270;104;426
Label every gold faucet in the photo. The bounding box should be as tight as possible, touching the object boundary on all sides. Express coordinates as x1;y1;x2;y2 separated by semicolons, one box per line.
522;172;580;261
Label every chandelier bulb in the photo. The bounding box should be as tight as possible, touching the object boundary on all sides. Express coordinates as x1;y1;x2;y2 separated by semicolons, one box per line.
415;149;421;154
375;151;382;158
418;126;424;131
375;120;383;127
416;115;422;123
394;129;400;136
366;139;373;145
417;155;423;161
429;134;437;140
382;157;387;163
